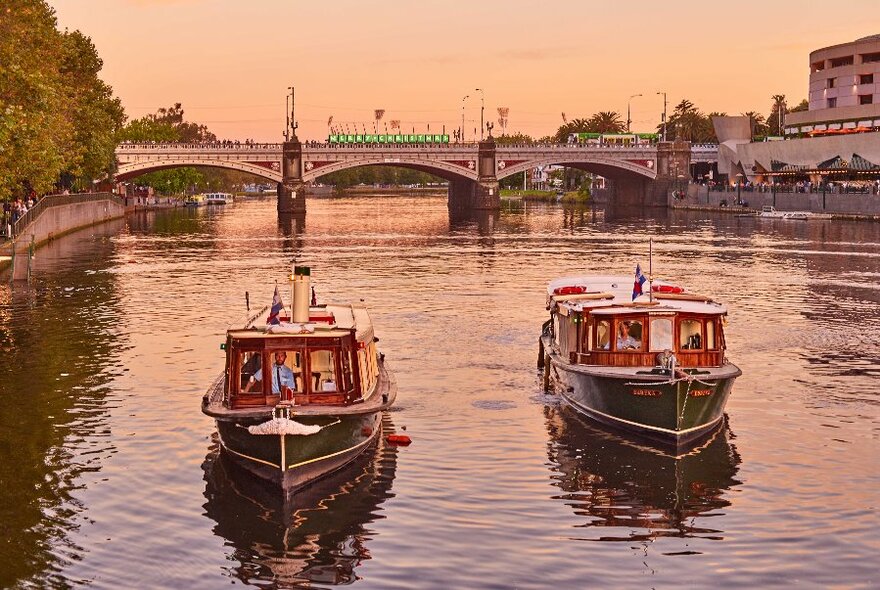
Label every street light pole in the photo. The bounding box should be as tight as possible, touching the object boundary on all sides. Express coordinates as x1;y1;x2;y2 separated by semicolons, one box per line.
461;95;469;143
656;91;667;141
475;88;485;140
627;94;642;133
736;173;743;205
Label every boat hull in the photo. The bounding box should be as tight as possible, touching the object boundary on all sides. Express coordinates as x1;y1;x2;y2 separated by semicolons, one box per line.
215;411;382;491
547;351;740;451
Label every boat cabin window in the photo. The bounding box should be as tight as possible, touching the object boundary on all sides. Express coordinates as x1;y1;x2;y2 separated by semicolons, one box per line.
552;315;561;349
616;320;642;351
358;341;379;395
342;350;355;392
595;319;611;350
680;319;703;350
557;314;580;357
310;349;337;392
242;349;303;396
237;351;262;393
706;320;717;350
649;317;674;351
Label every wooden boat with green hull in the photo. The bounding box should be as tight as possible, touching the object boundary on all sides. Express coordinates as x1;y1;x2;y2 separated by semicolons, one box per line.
202;266;396;491
538;274;741;452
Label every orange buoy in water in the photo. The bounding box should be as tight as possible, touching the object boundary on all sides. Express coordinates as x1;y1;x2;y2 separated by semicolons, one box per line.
386;434;412;446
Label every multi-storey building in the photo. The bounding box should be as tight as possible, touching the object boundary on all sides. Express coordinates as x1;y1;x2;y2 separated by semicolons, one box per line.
714;34;880;186
785;34;880;133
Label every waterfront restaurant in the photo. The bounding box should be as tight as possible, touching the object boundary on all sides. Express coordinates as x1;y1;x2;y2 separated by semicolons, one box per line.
714;34;880;191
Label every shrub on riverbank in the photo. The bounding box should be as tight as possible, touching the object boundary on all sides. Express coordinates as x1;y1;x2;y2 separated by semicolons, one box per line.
560;191;590;203
500;189;591;203
500;189;558;202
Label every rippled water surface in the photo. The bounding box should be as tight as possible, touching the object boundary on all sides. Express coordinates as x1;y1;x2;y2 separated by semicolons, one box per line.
1;196;878;589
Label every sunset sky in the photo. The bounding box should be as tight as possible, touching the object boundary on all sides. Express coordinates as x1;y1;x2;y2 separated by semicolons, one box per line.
51;0;880;142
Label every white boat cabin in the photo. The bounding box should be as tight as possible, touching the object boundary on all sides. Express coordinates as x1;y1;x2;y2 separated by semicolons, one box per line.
547;276;729;368
204;192;234;205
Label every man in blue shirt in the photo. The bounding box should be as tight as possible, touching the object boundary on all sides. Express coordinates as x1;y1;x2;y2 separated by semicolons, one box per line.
245;351;296;394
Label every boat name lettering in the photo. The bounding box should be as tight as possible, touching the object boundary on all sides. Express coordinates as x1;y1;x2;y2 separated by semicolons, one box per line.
631;388;662;397
690;389;713;397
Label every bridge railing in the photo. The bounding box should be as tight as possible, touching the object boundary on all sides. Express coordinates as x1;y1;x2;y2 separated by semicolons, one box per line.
117;142;282;150
12;192;125;238
116;141;718;152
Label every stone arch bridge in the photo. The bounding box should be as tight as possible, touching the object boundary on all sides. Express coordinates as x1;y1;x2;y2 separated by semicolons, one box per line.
115;140;718;214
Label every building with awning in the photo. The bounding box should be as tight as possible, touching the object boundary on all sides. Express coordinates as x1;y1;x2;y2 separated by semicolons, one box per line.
713;34;880;184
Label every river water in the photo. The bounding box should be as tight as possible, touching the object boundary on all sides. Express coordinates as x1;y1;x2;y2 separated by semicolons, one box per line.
1;196;878;589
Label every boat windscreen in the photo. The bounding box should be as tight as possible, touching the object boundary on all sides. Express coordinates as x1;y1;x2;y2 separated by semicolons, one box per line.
240;349;304;396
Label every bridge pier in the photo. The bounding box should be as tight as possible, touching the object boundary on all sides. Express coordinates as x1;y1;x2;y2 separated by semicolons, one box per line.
277;182;307;214
448;179;500;213
654;139;692;206
605;177;652;212
279;140;307;215
606;139;692;213
447;138;500;214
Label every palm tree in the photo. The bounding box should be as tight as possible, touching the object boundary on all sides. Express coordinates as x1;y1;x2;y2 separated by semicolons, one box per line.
554;118;591;142
767;94;786;136
587;111;625;134
741;111;768;139
658;99;702;141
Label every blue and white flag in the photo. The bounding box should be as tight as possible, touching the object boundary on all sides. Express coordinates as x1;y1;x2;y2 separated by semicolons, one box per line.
632;264;647;301
267;285;284;325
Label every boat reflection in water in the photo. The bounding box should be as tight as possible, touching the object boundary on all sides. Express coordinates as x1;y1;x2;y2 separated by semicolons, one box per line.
545;405;741;542
201;417;398;587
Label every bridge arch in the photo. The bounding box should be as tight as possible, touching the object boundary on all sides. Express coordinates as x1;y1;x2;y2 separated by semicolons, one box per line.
302;156;478;183
115;159;282;183
497;156;657;181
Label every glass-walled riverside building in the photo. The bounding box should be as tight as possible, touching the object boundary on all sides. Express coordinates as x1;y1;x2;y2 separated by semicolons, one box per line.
785;34;880;134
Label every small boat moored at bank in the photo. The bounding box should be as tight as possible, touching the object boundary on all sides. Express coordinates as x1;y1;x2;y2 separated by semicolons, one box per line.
202;266;396;491
184;194;205;206
755;205;832;220
538;263;741;451
204;192;234;205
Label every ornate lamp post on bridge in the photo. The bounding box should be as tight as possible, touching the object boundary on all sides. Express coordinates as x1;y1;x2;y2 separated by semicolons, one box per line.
475;88;485;140
656;91;668;142
461;95;469;143
627;93;642;133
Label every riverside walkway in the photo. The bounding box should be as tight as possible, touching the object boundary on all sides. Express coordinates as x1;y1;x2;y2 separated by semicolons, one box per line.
2;192;126;281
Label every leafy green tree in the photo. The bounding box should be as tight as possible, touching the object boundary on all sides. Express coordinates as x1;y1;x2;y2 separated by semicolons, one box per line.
0;1;125;200
577;179;591;200
119;103;221;194
495;132;535;145
317;166;441;190
58;30;125;190
0;0;69;200
789;99;809;113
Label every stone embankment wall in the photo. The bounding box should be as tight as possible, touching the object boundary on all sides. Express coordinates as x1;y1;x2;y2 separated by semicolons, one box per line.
677;185;880;217
7;193;125;280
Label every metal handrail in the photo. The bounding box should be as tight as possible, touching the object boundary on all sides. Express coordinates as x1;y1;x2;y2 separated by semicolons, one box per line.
12;192;125;238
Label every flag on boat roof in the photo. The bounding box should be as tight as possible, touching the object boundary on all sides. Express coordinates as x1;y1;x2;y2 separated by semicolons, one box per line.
632;264;647;301
267;285;284;325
